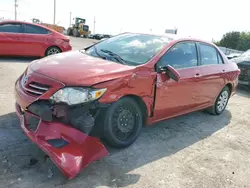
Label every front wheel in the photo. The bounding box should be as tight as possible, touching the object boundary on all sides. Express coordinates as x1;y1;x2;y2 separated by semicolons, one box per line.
103;97;143;148
207;86;230;115
67;28;73;36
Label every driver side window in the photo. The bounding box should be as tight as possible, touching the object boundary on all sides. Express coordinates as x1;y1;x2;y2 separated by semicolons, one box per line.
157;42;198;70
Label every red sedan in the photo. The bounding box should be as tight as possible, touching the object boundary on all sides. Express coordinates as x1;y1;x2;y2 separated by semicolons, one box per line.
15;33;240;179
0;20;72;57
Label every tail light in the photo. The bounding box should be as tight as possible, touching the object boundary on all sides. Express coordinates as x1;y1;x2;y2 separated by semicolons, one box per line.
237;68;241;76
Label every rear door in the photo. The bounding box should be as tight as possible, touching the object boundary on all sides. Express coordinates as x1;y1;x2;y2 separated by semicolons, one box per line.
21;24;52;56
0;22;24;56
196;42;226;105
153;41;201;121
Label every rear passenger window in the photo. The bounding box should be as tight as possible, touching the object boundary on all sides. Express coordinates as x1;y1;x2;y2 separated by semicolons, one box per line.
199;43;218;65
24;24;50;34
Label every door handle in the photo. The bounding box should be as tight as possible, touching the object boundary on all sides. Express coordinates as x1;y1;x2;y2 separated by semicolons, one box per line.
222;69;225;72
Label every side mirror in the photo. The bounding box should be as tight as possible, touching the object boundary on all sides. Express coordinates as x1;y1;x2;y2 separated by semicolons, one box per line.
159;65;180;82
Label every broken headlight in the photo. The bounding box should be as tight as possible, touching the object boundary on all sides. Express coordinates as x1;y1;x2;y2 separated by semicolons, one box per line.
50;87;107;105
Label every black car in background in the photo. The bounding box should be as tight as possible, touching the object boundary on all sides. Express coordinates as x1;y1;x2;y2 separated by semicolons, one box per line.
92;34;103;40
87;34;94;39
103;34;112;38
91;34;112;40
231;50;250;87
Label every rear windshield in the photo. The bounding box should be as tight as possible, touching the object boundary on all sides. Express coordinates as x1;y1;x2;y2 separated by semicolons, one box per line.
85;33;173;66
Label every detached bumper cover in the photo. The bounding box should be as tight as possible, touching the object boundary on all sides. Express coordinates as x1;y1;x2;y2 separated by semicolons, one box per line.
15;103;108;179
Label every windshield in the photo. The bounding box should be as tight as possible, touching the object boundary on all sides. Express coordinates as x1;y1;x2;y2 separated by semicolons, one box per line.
83;25;89;31
84;33;173;66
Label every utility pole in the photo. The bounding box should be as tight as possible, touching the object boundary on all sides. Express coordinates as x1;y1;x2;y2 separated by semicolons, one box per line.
14;0;18;20
69;12;72;26
93;16;96;34
53;0;56;24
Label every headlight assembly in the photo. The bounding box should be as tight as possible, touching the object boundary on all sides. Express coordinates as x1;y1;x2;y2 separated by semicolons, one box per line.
50;87;107;105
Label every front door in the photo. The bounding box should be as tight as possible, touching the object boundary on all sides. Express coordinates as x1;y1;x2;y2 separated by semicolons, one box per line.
153;41;201;121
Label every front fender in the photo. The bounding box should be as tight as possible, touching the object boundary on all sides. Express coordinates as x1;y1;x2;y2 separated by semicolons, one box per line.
93;70;156;118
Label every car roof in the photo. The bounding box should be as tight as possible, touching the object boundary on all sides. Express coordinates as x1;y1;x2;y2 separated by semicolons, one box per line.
122;32;215;46
0;20;55;33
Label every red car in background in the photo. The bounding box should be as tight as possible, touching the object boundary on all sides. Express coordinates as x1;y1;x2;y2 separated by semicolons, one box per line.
15;33;240;179
0;20;72;57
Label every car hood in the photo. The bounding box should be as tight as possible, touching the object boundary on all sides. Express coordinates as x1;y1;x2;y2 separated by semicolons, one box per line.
231;56;250;63
30;51;135;86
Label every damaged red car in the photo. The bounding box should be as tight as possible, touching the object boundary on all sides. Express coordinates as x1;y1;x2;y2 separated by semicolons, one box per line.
15;32;240;179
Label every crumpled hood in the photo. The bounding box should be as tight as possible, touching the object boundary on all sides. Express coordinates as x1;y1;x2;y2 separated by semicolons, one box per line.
30;51;134;86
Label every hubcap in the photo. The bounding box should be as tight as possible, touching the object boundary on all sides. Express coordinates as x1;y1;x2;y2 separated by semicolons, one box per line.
47;48;60;55
112;107;136;141
216;90;229;112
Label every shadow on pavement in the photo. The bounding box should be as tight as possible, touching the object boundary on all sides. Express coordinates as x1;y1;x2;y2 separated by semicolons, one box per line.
0;110;232;187
0;56;39;63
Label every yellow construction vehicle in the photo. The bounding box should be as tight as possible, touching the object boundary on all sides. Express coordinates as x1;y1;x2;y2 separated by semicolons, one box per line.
67;17;90;38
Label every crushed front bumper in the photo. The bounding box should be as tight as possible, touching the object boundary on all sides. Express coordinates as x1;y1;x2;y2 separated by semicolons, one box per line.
15;103;108;179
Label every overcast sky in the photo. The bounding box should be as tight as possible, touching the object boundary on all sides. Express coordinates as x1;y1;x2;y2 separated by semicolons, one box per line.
1;0;249;41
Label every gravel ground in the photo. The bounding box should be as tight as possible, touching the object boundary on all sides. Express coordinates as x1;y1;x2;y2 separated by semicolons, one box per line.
0;37;250;188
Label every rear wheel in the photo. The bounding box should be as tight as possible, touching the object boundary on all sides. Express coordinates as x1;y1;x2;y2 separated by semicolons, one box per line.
67;28;73;36
45;46;61;56
207;86;230;115
103;97;143;148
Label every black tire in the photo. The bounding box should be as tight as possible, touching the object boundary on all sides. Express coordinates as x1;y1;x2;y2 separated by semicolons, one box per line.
73;28;80;37
45;46;61;56
207;86;230;115
103;97;143;148
67;28;73;36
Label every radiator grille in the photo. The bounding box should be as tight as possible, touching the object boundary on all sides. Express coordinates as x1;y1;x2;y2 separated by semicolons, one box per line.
21;75;50;96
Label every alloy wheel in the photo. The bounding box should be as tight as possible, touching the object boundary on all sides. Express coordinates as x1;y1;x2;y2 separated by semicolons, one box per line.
216;90;229;113
47;48;60;55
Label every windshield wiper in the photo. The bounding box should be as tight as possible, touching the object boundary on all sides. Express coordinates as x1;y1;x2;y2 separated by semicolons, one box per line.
100;49;126;64
93;45;105;59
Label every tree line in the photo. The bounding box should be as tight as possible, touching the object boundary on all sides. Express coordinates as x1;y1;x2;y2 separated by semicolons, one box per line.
214;31;250;51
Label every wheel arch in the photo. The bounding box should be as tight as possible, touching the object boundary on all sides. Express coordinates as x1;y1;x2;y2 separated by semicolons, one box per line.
212;82;233;106
225;83;232;95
